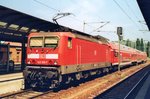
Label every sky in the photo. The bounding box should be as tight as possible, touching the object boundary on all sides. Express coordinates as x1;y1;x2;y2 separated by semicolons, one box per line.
0;0;149;41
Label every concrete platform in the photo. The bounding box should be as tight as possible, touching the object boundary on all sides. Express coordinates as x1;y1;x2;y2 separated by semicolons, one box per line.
0;64;21;75
0;72;24;95
135;73;150;99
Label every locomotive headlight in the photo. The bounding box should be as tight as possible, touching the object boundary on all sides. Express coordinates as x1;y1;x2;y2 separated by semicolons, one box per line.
27;60;31;64
46;50;49;53
36;50;38;53
54;61;58;65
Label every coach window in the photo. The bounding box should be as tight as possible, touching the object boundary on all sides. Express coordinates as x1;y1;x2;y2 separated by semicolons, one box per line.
114;51;118;57
68;37;72;48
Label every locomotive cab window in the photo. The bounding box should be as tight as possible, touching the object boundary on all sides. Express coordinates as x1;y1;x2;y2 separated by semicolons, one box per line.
68;37;72;48
44;37;58;48
30;37;43;47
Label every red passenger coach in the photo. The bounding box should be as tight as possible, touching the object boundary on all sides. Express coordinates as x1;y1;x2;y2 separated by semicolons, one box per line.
23;32;147;89
110;42;147;66
110;42;133;66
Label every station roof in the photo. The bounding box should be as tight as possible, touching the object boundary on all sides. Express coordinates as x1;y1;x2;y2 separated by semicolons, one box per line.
0;5;63;42
0;5;108;43
137;0;150;30
0;5;84;42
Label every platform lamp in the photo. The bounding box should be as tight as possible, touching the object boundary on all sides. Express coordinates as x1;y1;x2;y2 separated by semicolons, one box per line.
117;27;123;71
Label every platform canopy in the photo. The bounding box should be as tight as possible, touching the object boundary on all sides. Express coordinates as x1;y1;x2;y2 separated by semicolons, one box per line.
0;5;92;43
137;0;150;30
0;5;63;42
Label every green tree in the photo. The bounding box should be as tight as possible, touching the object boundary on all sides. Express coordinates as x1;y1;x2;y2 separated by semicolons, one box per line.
133;42;136;49
141;38;144;51
126;39;132;47
129;41;132;47
147;41;150;57
136;38;141;50
126;39;130;46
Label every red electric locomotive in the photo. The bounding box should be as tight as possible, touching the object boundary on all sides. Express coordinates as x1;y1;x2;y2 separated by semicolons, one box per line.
23;32;147;89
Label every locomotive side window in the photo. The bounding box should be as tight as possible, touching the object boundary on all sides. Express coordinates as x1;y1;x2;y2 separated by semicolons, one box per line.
30;37;43;47
68;37;72;48
44;37;58;48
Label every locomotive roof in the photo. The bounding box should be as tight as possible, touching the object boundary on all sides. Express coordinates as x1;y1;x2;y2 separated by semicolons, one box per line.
29;32;109;44
74;33;109;44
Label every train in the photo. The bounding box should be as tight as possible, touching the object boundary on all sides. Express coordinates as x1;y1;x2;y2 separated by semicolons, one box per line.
0;43;14;72
23;32;147;89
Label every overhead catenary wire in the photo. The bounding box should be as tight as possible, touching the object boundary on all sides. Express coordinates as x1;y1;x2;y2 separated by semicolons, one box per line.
33;0;143;37
33;0;60;12
69;0;105;21
90;21;110;33
123;0;148;36
68;0;107;32
112;0;141;30
68;15;98;32
33;0;110;34
124;0;145;30
34;0;97;32
69;0;142;36
124;0;140;21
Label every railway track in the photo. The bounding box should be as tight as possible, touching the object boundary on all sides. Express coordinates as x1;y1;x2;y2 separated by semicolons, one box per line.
1;63;149;99
0;89;54;99
95;64;150;99
34;63;150;99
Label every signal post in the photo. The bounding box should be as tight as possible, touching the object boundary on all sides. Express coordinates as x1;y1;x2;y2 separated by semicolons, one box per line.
117;27;123;71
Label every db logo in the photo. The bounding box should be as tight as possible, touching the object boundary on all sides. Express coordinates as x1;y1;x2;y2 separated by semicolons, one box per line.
40;54;45;58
